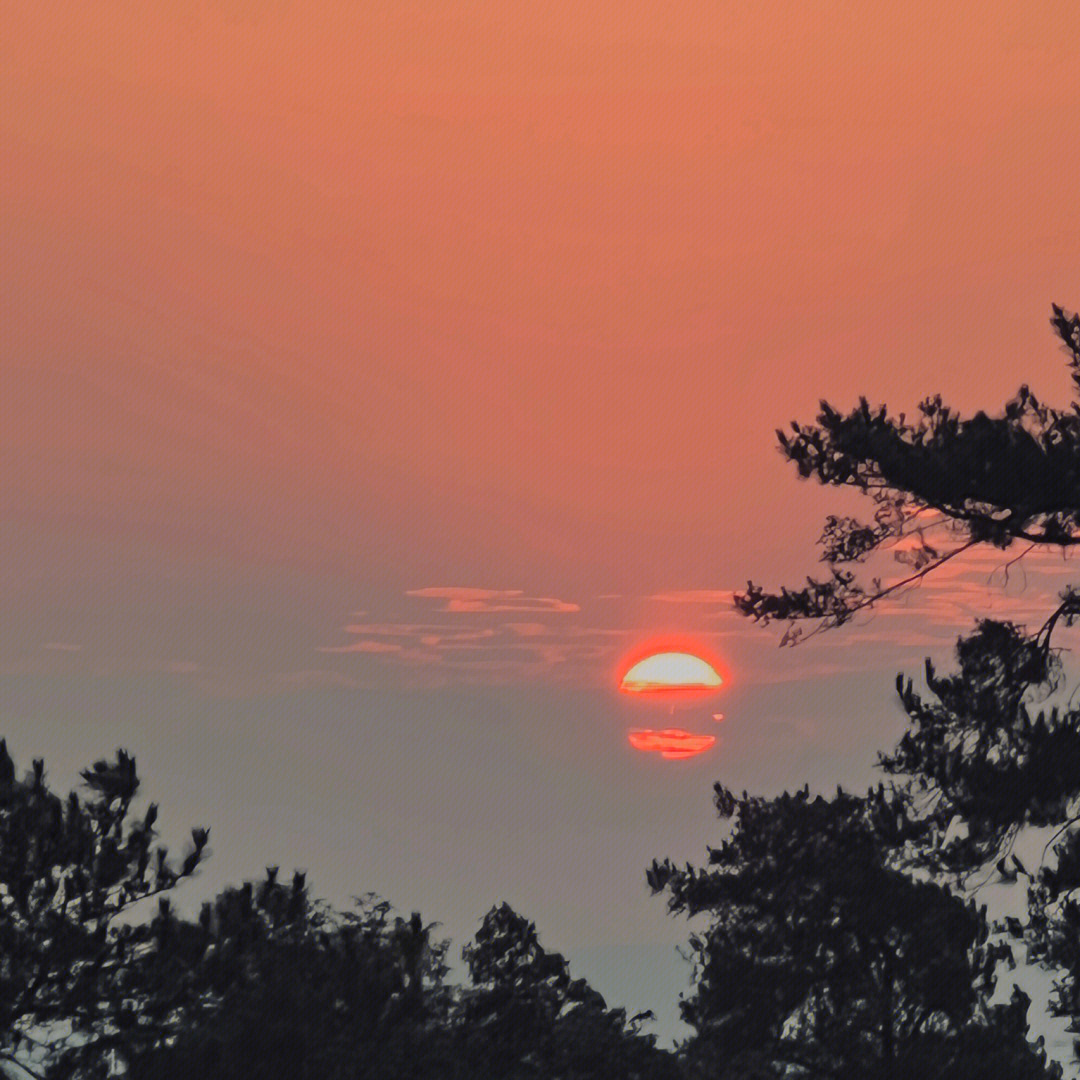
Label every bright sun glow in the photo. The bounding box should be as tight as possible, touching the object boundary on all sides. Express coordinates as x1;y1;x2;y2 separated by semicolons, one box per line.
620;652;723;693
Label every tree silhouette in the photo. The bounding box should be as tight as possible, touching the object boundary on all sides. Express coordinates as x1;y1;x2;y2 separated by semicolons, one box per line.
877;618;1080;865
0;743;207;1079
115;894;680;1080
734;305;1080;640
459;902;680;1080
648;785;1059;1079
115;887;458;1080
728;307;1080;1068
881;618;1080;1066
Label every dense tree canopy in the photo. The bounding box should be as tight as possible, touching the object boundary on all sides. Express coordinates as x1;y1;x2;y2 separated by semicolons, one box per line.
123;895;676;1080
0;744;206;1080
0;731;679;1080
735;306;1080;638
877;619;1080;880
120;888;459;1080
648;784;1058;1079
459;902;678;1080
729;306;1080;1069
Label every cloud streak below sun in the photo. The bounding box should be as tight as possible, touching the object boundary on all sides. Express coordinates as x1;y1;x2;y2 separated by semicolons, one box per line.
627;729;717;760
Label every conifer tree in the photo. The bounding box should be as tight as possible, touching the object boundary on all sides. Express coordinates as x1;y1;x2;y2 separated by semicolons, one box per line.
729;306;1080;1067
0;743;206;1079
649;785;1058;1079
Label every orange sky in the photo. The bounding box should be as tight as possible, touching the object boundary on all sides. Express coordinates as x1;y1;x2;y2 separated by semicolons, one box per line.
8;1;1080;615
6;0;1080;1056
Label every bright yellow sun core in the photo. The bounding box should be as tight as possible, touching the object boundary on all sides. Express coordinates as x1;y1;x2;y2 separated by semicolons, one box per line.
620;652;723;693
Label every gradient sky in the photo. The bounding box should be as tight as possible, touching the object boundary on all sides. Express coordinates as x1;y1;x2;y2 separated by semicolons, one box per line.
6;0;1080;1057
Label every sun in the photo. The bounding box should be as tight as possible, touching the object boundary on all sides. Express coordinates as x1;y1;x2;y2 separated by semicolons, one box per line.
620;651;723;694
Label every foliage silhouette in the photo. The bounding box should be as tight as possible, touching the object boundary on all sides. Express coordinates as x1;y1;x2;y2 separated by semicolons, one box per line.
729;306;1080;1069
118;895;678;1080
0;743;207;1079
0;736;680;1080
876;619;1080;877
892;623;1080;1065
734;306;1080;639
459;902;679;1080
648;784;1058;1079
117;887;460;1080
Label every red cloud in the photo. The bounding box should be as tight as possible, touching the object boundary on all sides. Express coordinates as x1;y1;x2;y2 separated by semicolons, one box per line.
317;640;403;654
647;590;734;604
406;587;579;613
407;587;510;602
627;728;717;760
504;621;549;637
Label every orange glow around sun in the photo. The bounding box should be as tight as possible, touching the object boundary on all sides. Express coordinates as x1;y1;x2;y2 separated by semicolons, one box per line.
619;651;723;694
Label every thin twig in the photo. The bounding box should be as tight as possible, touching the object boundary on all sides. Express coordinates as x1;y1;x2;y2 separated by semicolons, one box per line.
1041;815;1080;865
995;542;1036;589
833;540;982;630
